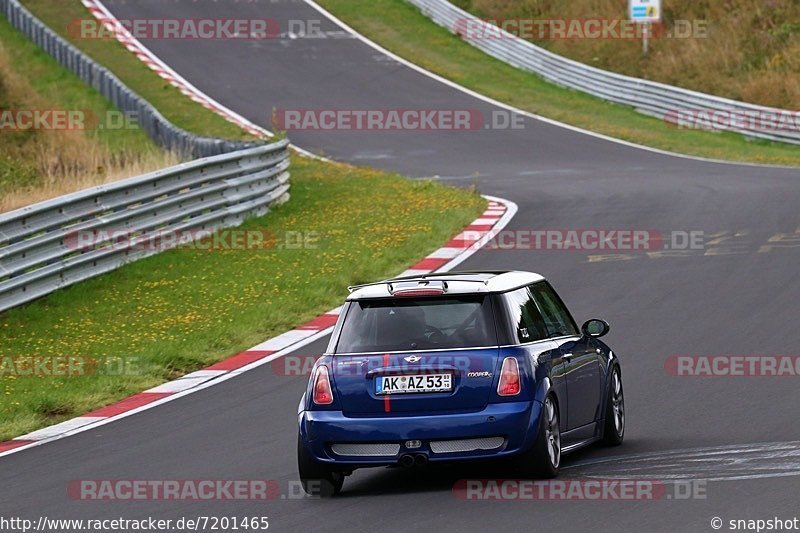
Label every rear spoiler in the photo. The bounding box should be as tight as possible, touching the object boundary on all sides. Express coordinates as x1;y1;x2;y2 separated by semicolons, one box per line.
347;276;490;294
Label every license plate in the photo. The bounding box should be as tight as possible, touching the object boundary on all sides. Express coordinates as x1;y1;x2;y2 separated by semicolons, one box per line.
375;373;452;395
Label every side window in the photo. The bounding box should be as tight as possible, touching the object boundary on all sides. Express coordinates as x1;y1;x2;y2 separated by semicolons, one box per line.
530;282;578;338
504;287;548;343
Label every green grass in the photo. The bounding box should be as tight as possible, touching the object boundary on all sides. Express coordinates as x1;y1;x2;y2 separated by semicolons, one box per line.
0;15;160;198
0;16;154;154
451;0;800;110
20;0;251;141
0;157;486;440
318;0;800;166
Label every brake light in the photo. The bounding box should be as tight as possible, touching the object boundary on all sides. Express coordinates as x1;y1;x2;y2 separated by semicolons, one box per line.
392;288;445;297
497;357;521;396
312;365;334;405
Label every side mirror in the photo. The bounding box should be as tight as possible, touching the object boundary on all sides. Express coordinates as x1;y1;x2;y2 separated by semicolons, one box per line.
581;318;610;338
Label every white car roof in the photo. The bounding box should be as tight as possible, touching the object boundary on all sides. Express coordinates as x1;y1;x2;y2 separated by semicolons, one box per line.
346;271;545;300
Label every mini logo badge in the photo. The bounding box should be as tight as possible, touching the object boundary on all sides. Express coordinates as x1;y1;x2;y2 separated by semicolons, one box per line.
404;355;422;363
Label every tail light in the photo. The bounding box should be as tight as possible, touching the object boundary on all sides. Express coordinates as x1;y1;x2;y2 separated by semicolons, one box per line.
312;365;334;405
497;357;521;396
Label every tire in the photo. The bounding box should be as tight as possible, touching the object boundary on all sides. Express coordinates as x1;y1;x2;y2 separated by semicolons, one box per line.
602;366;625;446
297;435;344;497
514;395;561;478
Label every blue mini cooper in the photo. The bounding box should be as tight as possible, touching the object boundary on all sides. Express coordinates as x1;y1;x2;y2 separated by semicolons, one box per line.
297;271;625;496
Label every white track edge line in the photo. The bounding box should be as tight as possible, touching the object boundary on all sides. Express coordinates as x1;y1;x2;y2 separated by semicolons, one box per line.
82;0;332;163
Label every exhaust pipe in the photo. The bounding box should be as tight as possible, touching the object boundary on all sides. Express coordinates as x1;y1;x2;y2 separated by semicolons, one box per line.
399;454;415;467
414;454;428;466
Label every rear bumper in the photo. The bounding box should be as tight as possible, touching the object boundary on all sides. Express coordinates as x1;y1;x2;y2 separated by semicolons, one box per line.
298;400;541;467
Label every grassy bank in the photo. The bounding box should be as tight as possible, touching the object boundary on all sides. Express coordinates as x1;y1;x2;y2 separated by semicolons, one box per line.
1;0;259;211
0;15;175;212
319;0;800;166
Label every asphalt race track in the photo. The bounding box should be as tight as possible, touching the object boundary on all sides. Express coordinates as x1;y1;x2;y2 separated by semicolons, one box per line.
3;0;800;531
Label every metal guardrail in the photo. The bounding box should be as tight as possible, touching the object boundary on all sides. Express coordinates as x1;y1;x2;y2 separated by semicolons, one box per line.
0;0;257;158
0;141;291;314
408;0;800;145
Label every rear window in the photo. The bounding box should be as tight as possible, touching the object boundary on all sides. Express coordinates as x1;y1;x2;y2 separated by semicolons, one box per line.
334;296;497;353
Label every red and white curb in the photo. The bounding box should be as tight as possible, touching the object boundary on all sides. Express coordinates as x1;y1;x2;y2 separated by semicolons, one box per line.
81;0;265;138
79;0;328;161
0;196;517;457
